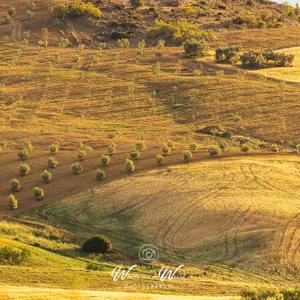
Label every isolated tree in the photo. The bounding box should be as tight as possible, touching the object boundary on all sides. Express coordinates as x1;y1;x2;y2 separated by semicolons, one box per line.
182;150;192;162
17;149;29;161
184;39;207;58
162;144;171;156
125;159;135;173
8;194;18;210
189;142;199;152
156;154;164;165
10;179;21;193
101;154;110;167
49;143;59;155
48;157;58;169
208;146;221;156
33;187;44;201
241;144;252;153
107;143;116;155
95;169;106;181
77;150;86;161
82;235;112;254
72;162;83;174
41;170;52;183
136;142;147;152
19;164;30;176
130;149;140;160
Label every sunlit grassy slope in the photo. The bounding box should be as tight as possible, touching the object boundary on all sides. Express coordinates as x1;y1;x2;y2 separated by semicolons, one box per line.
29;156;300;284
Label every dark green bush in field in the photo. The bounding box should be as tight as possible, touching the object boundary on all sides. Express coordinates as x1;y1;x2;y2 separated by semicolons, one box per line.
48;157;58;169
17;149;29;161
49;143;59;155
125;159;135;173
208;146;222;156
182;150;192;162
41;170;52;183
107;143;117;155
86;262;105;271
0;141;8;150
241;144;252;153
130;149;140;160
270;144;279;153
162;144;171;156
8;7;16;17
130;0;144;8
10;179;21;193
215;45;241;64
0;246;30;265
184;39;207;58
77;150;87;161
72;162;83;174
136;142;147;151
240;50;264;68
82;235;112;254
19;164;30;176
8;194;18;210
96;169;106;181
33;187;44;201
25;142;33;152
189;142;199;152
156;154;164;165
166;140;174;149
101;155;110;167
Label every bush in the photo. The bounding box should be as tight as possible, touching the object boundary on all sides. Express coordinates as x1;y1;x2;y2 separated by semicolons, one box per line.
96;169;106;181
17;149;29;161
107;143;117;155
72;162;83;174
271;144;279;153
48;157;58;169
33;187;44;201
162;144;171;156
156;154;164;165
41;170;52;183
77;150;86;161
101;155;110;167
0;141;8;150
189;142;199;152
82;235;112;254
25;142;33;152
10;179;21;193
241;144;252;153
215;45;241;64
130;149;140;160
240;286;284;300
49;143;59;155
208;146;222;156
240;50;264;68
182;150;192;162
130;0;144;8
0;246;30;265
19;164;30;176
125;159;135;173
117;38;130;48
8;194;18;210
8;7;16;17
184;39;207;58
136;142;147;151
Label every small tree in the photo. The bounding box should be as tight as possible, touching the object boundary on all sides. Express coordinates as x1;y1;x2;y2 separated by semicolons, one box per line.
10;179;21;193
48;157;58;169
162;144;171;156
8;194;18;210
49;143;59;155
189;142;199;152
130;0;144;8
96;169;106;181
184;39;207;58
19;164;30;176
82;235;112;254
136;142;147;151
182;150;192;162
107;143;117;155
130;149;140;160
17;149;29;161
156;154;164;165
241;144;252;153
208;146;221;156
125;159;135;173
33;187;44;201
77;150;86;161
101;155;110;167
41;170;52;183
72;162;83;174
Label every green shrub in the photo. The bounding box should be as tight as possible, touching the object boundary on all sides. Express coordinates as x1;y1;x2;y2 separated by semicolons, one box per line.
49;143;59;155
271;144;279;153
215;45;241;64
33;187;44;201
77;150;86;161
189;142;199;152
86;262;105;271
184;39;207;58
107;143;117;155
130;149;140;160
240;50;265;68
0;246;30;265
96;169;106;181
166;140;174;149
125;159;135;173
162;144;171;156
117;38;130;48
10;179;21;193
101;154;110;167
156;154;164;165
72;162;83;174
240;286;283;300
208;146;221;156
82;235;112;254
182;150;192;162
130;0;144;8
218;141;229;152
19;164;30;176
136;142;147;151
48;157;58;169
8;194;18;210
241;144;252;153
41;170;52;183
8;7;16;17
17;149;29;161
